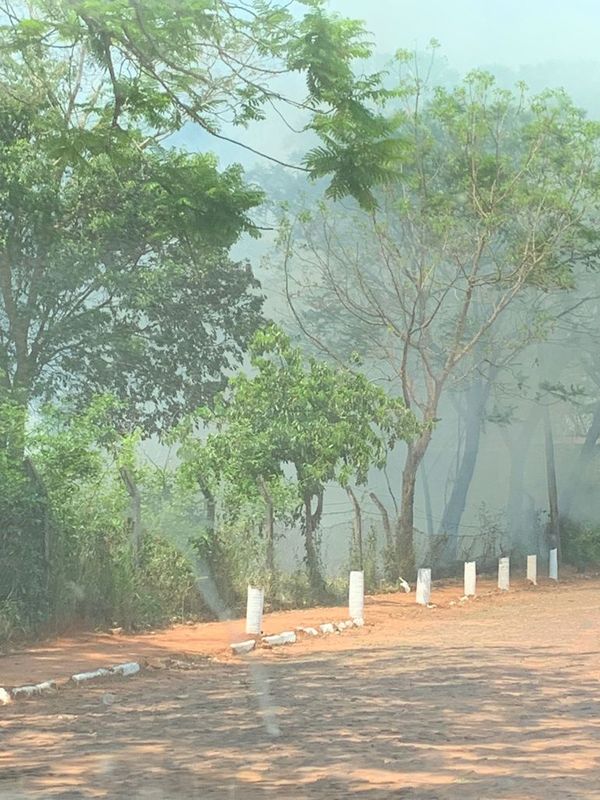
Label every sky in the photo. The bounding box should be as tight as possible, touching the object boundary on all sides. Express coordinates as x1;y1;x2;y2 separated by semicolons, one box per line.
330;0;600;71
172;0;600;171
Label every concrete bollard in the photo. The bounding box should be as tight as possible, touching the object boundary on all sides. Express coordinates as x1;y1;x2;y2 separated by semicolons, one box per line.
246;586;264;635
498;557;510;591
464;561;476;597
349;570;365;621
416;568;432;606
527;554;537;585
549;548;558;581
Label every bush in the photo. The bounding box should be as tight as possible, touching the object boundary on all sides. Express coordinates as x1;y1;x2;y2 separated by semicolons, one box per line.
135;533;206;627
561;516;600;570
0;399;212;645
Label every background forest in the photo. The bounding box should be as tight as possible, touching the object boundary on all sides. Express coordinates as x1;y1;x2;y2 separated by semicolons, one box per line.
2;0;600;642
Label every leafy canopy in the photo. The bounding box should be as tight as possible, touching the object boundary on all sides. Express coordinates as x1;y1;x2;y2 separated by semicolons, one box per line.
0;98;264;432
0;0;402;208
178;325;420;503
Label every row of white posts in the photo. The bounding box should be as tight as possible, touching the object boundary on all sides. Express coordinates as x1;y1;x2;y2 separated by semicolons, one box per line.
246;550;559;631
416;548;559;606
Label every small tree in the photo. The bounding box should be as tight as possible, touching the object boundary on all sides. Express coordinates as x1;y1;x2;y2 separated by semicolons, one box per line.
178;325;419;592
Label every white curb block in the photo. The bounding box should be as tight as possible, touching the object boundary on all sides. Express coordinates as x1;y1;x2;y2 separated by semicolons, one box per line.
72;668;112;684
296;626;319;636
262;631;297;647
71;662;140;684
11;680;56;699
230;616;365;656
230;639;256;655
0;660;144;706
319;623;336;634
112;662;140;677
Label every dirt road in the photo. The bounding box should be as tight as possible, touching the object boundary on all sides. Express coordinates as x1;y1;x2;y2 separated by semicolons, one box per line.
1;577;600;798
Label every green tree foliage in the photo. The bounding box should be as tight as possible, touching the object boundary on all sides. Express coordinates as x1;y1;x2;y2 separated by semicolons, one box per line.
0;0;400;207
178;325;419;591
0;397;206;641
0;98;264;433
282;68;600;576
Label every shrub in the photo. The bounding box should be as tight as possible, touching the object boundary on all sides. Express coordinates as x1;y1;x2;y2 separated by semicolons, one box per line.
561;516;600;570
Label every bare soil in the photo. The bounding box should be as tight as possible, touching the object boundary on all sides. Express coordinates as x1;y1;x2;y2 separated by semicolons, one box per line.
1;576;600;798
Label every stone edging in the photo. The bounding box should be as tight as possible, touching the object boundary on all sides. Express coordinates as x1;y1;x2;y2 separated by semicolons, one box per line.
230;617;364;655
1;617;365;703
0;661;141;706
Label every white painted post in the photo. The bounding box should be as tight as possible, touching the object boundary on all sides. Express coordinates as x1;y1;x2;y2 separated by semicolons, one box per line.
549;548;558;581
527;554;537;585
464;561;476;597
349;570;365;621
498;557;510;591
245;586;264;635
416;568;432;606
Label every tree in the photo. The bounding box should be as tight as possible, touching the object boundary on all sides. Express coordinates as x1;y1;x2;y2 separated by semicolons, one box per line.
282;69;600;577
0;98;265;437
438;364;496;559
0;0;402;208
178;325;419;591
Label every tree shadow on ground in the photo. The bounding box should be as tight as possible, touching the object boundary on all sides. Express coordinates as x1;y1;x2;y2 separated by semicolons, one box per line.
2;639;600;799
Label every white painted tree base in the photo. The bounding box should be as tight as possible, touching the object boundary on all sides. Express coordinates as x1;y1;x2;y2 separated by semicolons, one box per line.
246;586;265;635
349;570;365;621
416;568;432;605
527;554;537;585
498;557;510;591
464;561;477;597
549;548;558;580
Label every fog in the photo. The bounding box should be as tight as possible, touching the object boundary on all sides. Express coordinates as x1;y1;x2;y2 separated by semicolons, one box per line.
151;2;600;579
333;0;600;71
231;1;600;576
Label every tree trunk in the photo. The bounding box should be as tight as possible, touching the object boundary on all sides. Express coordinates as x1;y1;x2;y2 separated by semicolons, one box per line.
395;434;430;579
119;466;142;566
504;407;539;550
439;376;492;561
561;398;600;516
257;476;275;574
370;491;393;552
371;490;395;582
543;405;561;557
202;487;216;534
420;460;434;537
304;492;325;592
23;457;51;599
1;391;28;461
346;486;363;570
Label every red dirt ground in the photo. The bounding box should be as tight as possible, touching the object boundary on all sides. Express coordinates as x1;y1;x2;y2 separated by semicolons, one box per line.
1;575;600;798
